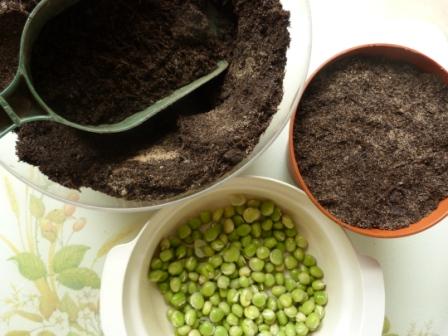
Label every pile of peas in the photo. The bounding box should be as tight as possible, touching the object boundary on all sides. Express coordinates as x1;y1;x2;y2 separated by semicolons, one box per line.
148;196;328;336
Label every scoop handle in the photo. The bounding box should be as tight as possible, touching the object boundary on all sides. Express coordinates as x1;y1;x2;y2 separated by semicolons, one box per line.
0;96;19;138
0;75;52;138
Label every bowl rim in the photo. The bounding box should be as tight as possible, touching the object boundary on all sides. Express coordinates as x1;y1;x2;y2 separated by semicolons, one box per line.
288;43;448;238
0;0;312;212
116;176;384;335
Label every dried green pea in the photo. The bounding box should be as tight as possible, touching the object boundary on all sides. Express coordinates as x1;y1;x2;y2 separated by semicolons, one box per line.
237;223;252;236
171;292;187;308
188;282;198;294
160;238;170;250
227;313;239;326
188;217;202;229
170;277;182;292
224;206;236;218
271;207;282;221
244;305;260;319
312;279;326;291
295;235;308;249
160;249;174;262
211;239;226;252
299;299;315;315
210;293;221;306
314;291;328;306
217;275;230;289
264;274;275;288
170;310;185;328
284;255;298;270
204;224;221;242
210;307;225;323
264;237;277;249
148;270;168;282
219;301;230;314
221;262;236;276
213;208;224;222
199;320;214;336
158;282;169;294
260;200;275;216
285;238;296;252
270;249;283;266
150;257;163;270
295;322;309;336
178;325;193;335
232;303;244;317
239;266;251;277
243;243;257;258
170;237;181;248
185;310;197;326
261;219;273;231
202;301;213;316
276;310;288;326
229;325;243;336
177;224;192;240
241;318;258;336
266;297;278;311
285;228;296;237
201;281;217;297
273;230;286;242
210;255;223;268
223;218;235;234
310;265;324;278
232;215;245;225
189;292;204;310
251;272;265;283
303;254;316;267
200;211;212;224
281;215;295;229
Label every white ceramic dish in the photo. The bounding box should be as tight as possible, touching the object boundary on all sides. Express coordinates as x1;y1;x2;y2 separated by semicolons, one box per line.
0;0;312;212
100;177;385;336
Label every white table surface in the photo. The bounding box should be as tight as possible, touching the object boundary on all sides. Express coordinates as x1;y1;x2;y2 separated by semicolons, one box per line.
1;0;447;335
247;1;448;334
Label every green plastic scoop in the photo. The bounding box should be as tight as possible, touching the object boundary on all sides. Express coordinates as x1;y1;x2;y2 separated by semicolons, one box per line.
0;0;228;138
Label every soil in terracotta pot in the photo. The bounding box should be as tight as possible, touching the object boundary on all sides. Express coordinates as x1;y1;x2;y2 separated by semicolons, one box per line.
15;0;290;201
293;55;448;230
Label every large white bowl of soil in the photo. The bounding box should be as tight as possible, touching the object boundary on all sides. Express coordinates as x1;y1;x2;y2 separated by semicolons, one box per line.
100;177;385;335
0;0;311;211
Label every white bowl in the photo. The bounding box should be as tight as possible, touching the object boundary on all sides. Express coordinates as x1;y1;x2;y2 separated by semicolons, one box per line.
100;177;385;336
0;0;312;212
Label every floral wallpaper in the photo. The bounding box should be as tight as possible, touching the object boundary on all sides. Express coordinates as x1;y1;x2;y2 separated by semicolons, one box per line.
0;171;145;336
383;317;440;336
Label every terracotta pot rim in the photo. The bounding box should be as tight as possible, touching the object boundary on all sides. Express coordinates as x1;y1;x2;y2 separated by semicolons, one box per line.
288;43;448;238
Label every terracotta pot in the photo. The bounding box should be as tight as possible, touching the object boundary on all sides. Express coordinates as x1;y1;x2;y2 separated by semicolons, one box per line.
288;43;448;238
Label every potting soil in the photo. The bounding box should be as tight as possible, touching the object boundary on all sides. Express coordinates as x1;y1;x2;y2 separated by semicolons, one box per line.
293;55;448;230
0;4;27;91
14;0;290;201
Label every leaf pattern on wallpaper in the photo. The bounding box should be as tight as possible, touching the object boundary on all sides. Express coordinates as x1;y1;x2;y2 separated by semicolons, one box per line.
52;245;89;274
9;253;47;281
57;268;101;290
382;317;441;336
0;178;144;336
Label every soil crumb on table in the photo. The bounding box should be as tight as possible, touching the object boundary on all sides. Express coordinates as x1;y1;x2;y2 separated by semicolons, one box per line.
294;55;448;230
15;0;290;202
